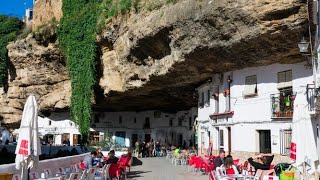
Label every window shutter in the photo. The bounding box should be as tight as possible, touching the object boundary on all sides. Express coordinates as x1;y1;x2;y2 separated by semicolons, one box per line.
243;75;257;96
278;70;292;89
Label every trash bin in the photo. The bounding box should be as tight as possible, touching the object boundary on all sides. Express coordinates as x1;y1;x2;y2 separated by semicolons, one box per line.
0;173;13;180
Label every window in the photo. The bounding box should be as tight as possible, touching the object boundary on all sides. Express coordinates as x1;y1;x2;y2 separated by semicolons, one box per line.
119;116;122;124
206;89;210;105
49;121;51;126
219;130;224;147
259;130;271;153
243;75;257;97
214;88;219;113
199;92;205;107
94;114;100;123
271;87;294;118
280;129;292;155
144;117;150;129
169;119;173;126
189;117;192;130
133;118;136;124
178;118;182;126
277;70;292;89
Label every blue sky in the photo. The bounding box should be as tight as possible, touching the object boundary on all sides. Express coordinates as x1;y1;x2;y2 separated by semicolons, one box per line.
0;0;33;19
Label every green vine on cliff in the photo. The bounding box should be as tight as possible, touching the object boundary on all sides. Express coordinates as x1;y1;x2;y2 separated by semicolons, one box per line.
58;0;99;138
0;15;21;89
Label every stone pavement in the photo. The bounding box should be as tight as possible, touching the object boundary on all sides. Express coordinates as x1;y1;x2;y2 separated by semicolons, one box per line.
127;157;208;180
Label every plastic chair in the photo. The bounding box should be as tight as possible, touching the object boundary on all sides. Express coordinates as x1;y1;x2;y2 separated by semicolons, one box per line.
11;174;20;180
29;172;39;180
262;176;279;180
68;173;80;180
44;168;54;178
233;159;240;166
57;167;66;175
86;168;96;180
79;169;88;180
58;175;67;180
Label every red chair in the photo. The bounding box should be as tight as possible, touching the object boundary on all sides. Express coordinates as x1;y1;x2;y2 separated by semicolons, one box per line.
233;159;240;166
109;163;121;179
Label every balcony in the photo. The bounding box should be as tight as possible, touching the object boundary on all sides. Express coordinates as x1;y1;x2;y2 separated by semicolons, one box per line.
271;91;295;119
307;84;317;113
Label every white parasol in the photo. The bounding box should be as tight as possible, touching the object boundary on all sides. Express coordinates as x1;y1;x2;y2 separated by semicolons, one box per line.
15;95;41;179
290;93;318;176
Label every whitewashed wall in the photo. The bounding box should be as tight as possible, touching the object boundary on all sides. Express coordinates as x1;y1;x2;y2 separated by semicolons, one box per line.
197;62;313;154
37;108;197;147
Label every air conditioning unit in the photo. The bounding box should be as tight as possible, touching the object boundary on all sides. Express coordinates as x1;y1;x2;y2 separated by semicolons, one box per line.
212;73;223;86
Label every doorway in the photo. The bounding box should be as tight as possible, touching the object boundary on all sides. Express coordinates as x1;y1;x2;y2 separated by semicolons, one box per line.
177;134;183;147
131;134;138;147
145;134;151;143
73;134;81;145
115;132;126;147
258;130;271;153
228;127;231;154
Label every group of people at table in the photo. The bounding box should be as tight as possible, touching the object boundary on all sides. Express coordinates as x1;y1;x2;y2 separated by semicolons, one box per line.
81;147;132;178
213;150;274;176
173;149;274;178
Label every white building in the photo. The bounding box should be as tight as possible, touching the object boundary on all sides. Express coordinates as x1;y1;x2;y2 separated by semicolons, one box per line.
37;108;197;147
196;62;316;163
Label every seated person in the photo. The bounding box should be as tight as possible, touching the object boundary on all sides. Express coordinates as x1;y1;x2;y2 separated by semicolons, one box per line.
83;151;97;169
248;153;274;172
214;150;225;170
221;155;239;175
106;150;119;164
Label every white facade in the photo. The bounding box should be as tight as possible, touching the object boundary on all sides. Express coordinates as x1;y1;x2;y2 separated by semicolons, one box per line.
92;108;197;147
36;108;197;147
196;62;313;157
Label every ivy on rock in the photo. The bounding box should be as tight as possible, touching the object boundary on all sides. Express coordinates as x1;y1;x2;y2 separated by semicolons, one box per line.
58;0;99;140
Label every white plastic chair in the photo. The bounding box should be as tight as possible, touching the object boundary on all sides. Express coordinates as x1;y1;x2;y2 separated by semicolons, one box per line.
11;174;20;180
57;167;66;175
29;172;39;180
68;173;80;180
44;168;54;178
95;164;111;180
262;176;279;180
79;169;88;180
86;168;96;180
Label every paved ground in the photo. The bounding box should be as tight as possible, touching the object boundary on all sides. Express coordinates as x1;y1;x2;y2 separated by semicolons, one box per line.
127;157;208;180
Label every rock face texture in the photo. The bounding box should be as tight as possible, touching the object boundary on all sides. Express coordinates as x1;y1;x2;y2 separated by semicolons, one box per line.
97;0;308;111
0;34;70;124
0;0;309;124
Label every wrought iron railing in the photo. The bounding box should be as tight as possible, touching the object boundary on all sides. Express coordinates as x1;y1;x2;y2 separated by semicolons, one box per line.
271;92;295;118
307;84;316;112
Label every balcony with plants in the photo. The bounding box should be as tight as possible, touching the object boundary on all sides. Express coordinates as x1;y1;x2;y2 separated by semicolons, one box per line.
271;91;295;119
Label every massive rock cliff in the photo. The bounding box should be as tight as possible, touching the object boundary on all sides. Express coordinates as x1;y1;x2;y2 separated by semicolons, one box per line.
0;0;308;125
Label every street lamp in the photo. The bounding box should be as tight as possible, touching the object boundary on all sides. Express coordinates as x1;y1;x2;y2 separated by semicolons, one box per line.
298;37;310;53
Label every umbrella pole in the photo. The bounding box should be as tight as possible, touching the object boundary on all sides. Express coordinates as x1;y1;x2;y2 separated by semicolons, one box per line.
28;167;30;180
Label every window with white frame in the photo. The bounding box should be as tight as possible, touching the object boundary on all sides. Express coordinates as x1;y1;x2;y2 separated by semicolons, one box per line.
277;70;292;89
280;129;292;155
219;129;224;147
243;75;257;97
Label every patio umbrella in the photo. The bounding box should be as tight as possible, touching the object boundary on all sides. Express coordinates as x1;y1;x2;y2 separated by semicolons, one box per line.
15;95;41;179
290;93;318;176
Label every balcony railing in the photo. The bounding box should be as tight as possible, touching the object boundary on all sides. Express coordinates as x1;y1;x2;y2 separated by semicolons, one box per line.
271;92;296;118
307;84;316;112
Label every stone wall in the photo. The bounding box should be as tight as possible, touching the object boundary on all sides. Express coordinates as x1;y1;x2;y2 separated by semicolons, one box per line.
32;0;63;30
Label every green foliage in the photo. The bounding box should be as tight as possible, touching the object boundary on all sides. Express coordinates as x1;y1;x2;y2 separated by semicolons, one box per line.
59;0;99;138
0;15;21;88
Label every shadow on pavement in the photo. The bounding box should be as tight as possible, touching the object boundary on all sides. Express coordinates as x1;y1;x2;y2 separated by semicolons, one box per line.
132;157;143;166
128;170;152;179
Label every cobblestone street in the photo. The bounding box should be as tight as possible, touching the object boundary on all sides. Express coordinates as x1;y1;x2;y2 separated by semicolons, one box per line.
128;157;208;180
